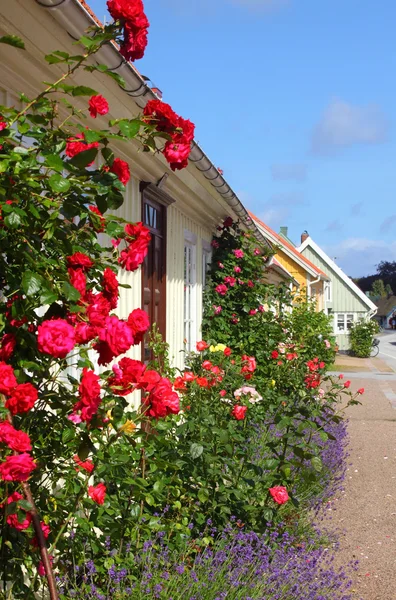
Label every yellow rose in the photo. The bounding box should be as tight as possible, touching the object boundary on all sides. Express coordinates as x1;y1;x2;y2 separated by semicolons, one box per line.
271;380;276;387
210;343;227;353
120;420;136;435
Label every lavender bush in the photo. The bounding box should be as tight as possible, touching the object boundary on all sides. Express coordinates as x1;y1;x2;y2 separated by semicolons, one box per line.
57;525;355;600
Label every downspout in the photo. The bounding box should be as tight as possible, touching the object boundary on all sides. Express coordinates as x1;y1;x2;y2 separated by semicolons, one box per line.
33;0;272;249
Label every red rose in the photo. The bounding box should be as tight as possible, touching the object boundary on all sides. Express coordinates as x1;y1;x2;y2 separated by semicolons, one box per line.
38;556;53;577
67;252;94;270
89;205;106;232
357;387;365;395
0;421;32;452
202;360;212;370
173;377;187;392
183;371;196;383
118;236;150;271
269;486;289;505
110;158;130;185
75;322;97;345
0;453;37;482
95;316;134;365
37;319;76;359
163;140;191;171
74;368;101;422
86;292;111;327
241;355;256;379
0;333;16;361
127;308;150;344
343;380;351;388
143;99;179;133
231;405;247;420
31;521;51;547
147;377;179;418
0;116;8;131
215;284;228;296
74;454;95;473
271;350;279;359
196;377;209;388
219;389;227;397
223;217;233;228
196;341;209;352
88;95;109;118
0;362;17;395
224;347;232;356
107;0;145;21
102;268;119;309
339;374;344;379
88;482;106;505
68;268;86;297
5;383;38;415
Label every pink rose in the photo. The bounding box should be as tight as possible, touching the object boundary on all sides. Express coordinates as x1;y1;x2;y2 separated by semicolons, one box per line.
233;249;244;259
269;486;289;505
215;284;228;296
37;319;76;359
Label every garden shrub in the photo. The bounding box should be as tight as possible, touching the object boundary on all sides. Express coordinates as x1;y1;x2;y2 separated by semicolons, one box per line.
349;319;379;357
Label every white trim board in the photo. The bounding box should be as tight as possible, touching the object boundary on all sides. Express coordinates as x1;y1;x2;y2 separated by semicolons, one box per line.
298;237;377;311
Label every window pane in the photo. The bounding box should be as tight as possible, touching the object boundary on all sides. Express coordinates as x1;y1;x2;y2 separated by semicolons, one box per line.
337;314;345;330
346;314;354;330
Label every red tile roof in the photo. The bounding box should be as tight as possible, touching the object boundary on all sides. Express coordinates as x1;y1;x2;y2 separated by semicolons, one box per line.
249;212;328;279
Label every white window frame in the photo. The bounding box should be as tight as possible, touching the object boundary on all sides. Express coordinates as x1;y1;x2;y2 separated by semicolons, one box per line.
325;281;332;302
335;312;355;334
184;230;197;352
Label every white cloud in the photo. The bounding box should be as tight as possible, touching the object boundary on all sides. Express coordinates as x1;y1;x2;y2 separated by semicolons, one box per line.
323;238;396;277
271;163;307;181
258;191;305;227
311;99;388;155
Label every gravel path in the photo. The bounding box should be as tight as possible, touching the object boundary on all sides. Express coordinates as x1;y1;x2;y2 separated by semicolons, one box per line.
330;377;396;600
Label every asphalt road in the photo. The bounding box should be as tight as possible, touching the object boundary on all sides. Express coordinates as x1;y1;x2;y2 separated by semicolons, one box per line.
378;330;396;364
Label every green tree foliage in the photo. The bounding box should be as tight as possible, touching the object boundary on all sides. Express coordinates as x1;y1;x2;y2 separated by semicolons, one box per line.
349;319;379;357
371;279;386;298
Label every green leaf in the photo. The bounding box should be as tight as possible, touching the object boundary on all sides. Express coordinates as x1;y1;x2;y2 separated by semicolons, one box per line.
18;500;33;511
4;212;21;229
62;282;81;302
118;120;141;139
0;35;25;49
101;147;114;164
68;148;98;169
311;456;322;472
40;289;58;305
45;51;70;64
22;272;42;296
190;443;204;459
71;86;98;97
198;488;209;503
48;173;71;193
145;494;155;506
44;154;65;172
83;130;101;144
62;429;74;444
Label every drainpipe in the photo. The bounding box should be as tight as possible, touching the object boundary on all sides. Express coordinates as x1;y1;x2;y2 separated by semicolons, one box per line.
33;0;272;249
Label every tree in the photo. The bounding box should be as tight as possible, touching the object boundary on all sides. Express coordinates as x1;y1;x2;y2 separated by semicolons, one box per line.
385;283;393;296
372;279;386;298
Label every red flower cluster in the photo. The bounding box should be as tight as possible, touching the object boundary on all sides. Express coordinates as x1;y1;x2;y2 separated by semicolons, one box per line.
241;355;256;380
0;115;8;131
88;95;109;118
2;491;32;531
0;333;16;361
65;133;99;162
118;222;151;272
102;268;119;309
94;315;134;366
107;0;149;62
74;454;95;473
271;350;279;359
0;453;37;482
143;99;195;171
73;368;102;422
108;357;179;418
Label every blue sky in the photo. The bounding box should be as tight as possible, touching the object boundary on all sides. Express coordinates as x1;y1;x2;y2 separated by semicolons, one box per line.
90;0;395;277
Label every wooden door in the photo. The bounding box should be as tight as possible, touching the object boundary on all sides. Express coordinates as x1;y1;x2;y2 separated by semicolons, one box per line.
141;194;167;363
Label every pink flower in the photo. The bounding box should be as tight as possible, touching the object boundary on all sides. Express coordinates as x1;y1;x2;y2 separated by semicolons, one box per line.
37;555;53;577
269;486;289;505
258;305;265;313
196;341;209;352
219;389;227;397
0;421;32;452
234;266;241;274
224;276;236;287
344;380;351;388
0;362;17;395
254;248;261;255
324;339;331;349
37;319;76;359
94;316;134;365
88;482;106;505
88;95;109;118
249;309;257;316
213;305;222;315
211;240;219;248
218;262;224;269
215;284;228;296
357;387;365;395
339;374;344;379
4;492;32;531
233;249;244;259
67;413;82;424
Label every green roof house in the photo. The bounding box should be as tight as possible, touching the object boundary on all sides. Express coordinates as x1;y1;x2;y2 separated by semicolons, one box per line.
298;234;377;350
